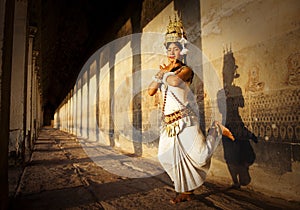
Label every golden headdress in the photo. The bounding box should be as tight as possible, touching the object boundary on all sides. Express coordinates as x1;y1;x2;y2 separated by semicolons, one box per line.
164;14;187;46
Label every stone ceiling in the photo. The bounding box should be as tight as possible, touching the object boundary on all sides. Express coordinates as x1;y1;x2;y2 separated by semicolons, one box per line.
28;0;138;116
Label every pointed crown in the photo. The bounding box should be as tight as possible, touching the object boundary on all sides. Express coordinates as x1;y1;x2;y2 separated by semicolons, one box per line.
164;13;187;46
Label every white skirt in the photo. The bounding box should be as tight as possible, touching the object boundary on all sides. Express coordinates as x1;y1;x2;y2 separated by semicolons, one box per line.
158;117;222;192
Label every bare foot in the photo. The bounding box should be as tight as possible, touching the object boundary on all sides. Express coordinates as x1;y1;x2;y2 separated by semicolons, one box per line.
170;193;193;204
214;121;235;141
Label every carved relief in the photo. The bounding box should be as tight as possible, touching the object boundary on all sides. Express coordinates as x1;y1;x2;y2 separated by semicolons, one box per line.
253;125;259;137
280;126;286;139
287;52;300;86
272;124;279;139
266;125;272;138
203;51;299;143
245;65;264;92
241;88;299;142
296;125;300;140
259;125;265;137
287;125;294;140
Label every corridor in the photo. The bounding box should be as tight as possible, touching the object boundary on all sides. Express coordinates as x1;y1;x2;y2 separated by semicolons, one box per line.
9;127;300;210
1;0;300;209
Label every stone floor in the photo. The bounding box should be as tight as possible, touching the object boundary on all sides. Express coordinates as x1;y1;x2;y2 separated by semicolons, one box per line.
8;127;300;210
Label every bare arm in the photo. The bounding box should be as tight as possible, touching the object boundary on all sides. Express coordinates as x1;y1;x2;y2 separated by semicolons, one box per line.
164;66;193;86
148;60;193;96
148;69;166;96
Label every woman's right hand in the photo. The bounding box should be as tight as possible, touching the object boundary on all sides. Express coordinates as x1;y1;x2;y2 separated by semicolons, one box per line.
160;63;170;71
160;59;181;71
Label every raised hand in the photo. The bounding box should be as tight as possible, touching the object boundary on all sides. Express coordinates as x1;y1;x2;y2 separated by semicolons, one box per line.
160;59;180;72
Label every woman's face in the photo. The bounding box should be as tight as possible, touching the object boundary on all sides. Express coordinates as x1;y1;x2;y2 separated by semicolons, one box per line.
167;43;182;62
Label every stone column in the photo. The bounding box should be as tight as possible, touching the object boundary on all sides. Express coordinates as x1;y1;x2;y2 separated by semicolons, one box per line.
69;90;74;134
0;0;15;208
25;26;37;154
32;50;39;143
37;83;42;129
73;83;78;134
9;0;28;158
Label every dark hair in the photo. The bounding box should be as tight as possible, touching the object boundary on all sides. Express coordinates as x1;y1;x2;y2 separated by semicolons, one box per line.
165;42;183;50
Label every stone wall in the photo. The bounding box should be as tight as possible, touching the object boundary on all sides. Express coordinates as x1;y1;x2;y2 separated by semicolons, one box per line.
198;0;300;200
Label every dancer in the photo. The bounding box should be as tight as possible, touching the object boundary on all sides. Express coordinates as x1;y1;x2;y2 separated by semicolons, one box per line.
148;15;235;204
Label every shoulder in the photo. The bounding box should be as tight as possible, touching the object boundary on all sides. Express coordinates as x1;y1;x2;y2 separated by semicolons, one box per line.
175;65;193;83
175;65;192;75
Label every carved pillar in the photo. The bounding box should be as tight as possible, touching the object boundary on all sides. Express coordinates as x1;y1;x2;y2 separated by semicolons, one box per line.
9;0;28;158
37;74;42;130
0;0;15;208
25;26;37;154
32;50;39;146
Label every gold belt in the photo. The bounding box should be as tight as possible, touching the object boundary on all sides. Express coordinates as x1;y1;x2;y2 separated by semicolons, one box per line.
163;108;191;124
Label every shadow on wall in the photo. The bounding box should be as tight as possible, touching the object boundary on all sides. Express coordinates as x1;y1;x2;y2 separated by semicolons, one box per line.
217;49;258;188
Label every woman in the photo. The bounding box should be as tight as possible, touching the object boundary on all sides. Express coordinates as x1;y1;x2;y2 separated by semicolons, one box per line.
148;18;234;204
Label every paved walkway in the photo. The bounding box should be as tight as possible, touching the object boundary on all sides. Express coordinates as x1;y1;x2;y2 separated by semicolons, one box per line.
9;127;300;209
